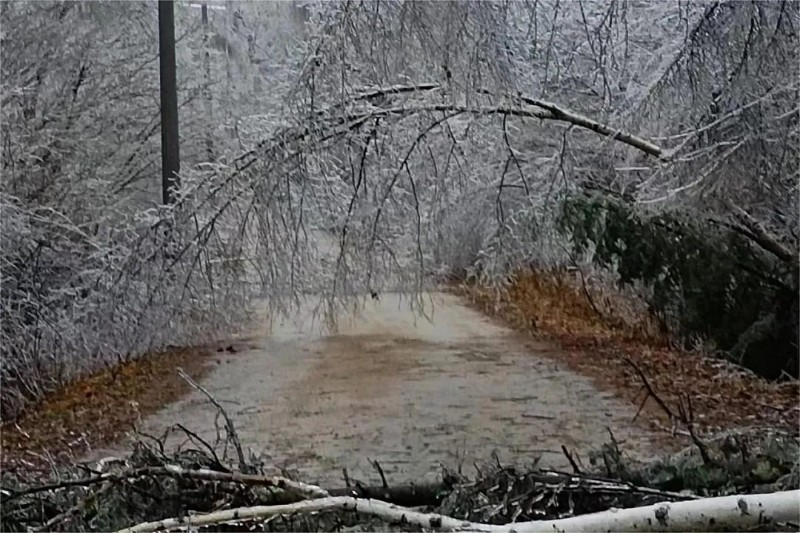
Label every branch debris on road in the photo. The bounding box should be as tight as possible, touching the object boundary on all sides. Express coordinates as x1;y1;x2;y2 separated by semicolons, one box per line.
2;413;798;532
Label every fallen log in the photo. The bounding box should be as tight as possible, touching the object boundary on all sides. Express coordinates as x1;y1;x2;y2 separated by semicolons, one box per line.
328;481;450;507
118;489;800;533
511;489;800;532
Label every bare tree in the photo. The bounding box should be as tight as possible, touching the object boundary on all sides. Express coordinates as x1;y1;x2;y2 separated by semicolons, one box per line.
2;0;796;417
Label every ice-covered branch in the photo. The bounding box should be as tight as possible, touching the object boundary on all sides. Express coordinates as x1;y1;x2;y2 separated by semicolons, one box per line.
245;84;665;162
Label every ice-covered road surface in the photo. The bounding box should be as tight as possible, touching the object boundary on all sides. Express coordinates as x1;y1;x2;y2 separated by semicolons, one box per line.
85;292;660;486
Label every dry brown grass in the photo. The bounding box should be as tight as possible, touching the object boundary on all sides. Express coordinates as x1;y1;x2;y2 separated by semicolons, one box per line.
494;268;666;345
454;269;799;438
0;346;217;472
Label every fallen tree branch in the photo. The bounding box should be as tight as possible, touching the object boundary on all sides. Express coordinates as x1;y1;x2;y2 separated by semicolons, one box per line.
116;496;475;533
4;469;127;499
343;103;664;159
727;202;798;266
516;94;664;158
157;464;330;499
16;465;692;512
166;468;449;507
537;469;700;502
236;84;667;175
4;465;329;502
117;490;800;533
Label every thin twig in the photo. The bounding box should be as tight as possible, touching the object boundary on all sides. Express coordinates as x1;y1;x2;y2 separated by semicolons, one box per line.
623;358;676;420
625;359;715;466
560;445;583;475
631;388;650;422
542;469;700;501
176;367;248;473
371;459;389;490
677;395;716;467
171;423;228;471
34;482;115;532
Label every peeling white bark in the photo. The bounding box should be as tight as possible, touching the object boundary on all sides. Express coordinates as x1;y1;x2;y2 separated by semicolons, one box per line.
511;490;800;532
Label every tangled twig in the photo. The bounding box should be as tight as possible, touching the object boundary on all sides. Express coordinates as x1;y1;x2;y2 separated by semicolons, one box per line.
176;368;249;473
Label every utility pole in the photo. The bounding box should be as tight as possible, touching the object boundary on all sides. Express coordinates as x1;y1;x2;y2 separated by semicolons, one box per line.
158;0;180;205
201;3;214;161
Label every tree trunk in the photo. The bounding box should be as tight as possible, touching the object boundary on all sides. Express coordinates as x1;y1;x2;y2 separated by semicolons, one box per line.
201;3;214;162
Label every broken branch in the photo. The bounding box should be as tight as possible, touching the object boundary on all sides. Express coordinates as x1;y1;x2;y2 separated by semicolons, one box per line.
176;368;248;474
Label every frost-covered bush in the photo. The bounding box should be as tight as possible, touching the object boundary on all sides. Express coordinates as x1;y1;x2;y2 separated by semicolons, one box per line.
0;188;253;420
0;1;274;420
560;193;799;378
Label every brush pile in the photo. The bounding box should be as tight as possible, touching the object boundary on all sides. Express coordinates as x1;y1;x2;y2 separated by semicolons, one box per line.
2;421;798;532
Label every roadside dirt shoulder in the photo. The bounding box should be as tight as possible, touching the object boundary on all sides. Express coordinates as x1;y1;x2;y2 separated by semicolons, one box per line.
455;278;799;440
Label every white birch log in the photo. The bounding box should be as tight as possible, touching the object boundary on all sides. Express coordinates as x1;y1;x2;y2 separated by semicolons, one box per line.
116;496;480;533
117;490;800;533
512;489;800;532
